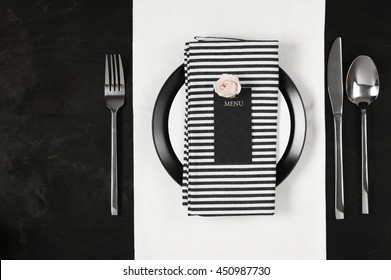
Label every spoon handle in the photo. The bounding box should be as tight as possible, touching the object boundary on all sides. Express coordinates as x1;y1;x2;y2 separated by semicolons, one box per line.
334;115;345;219
361;109;369;214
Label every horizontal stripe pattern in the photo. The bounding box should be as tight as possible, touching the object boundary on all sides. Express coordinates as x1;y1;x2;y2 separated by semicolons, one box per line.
183;38;279;216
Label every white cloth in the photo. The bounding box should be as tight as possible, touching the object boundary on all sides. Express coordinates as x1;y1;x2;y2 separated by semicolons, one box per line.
134;0;326;259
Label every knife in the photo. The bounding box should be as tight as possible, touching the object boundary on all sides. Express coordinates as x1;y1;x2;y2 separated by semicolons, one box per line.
327;37;345;220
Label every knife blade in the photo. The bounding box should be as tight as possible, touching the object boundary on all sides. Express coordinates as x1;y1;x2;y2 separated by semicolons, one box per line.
327;37;345;220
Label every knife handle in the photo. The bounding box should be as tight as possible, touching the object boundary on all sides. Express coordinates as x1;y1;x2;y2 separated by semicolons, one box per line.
334;115;344;219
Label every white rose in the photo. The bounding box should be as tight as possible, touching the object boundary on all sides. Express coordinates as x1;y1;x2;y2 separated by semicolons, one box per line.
213;74;241;98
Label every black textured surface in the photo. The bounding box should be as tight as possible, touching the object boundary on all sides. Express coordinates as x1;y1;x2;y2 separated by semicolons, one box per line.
326;0;391;259
3;0;391;261
0;0;133;259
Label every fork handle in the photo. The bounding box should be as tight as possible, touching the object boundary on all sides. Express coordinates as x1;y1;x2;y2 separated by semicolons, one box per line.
111;110;118;215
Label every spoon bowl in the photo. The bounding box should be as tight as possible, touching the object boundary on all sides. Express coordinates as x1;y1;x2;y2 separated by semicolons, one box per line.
346;56;379;109
346;55;379;215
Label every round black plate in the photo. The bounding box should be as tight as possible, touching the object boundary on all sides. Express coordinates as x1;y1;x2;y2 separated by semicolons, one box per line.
152;64;306;187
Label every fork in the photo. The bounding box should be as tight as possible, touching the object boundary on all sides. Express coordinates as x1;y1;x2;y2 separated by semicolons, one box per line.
104;54;125;215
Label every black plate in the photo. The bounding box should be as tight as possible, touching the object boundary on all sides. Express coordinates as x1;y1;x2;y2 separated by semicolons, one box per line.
152;64;306;187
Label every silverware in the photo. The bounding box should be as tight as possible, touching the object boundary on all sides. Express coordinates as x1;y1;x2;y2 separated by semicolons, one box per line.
346;55;379;215
104;54;125;215
327;37;345;220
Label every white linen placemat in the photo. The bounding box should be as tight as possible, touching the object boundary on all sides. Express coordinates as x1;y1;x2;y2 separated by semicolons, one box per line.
134;0;326;259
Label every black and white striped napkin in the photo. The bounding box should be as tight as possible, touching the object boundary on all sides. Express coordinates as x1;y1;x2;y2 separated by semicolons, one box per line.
182;38;279;216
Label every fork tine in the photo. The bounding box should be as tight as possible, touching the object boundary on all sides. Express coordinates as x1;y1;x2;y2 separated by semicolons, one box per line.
118;54;124;87
110;54;114;91
113;54;118;91
105;54;109;87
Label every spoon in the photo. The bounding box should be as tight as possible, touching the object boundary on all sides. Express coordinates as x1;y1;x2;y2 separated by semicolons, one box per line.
346;55;379;214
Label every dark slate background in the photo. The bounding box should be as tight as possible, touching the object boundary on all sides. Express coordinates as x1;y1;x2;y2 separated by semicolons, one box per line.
0;0;133;259
326;0;391;259
1;0;391;260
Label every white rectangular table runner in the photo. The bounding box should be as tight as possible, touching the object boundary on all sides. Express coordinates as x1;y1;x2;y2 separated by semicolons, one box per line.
134;0;326;259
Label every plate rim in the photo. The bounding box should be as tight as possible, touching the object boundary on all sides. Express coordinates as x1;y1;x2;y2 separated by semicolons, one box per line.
152;64;307;187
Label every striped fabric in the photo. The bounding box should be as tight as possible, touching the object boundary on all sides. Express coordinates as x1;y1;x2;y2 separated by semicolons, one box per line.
182;38;279;216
